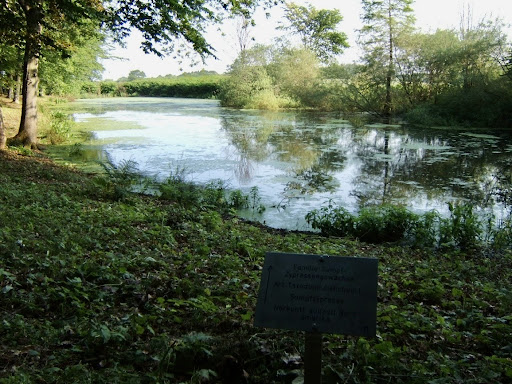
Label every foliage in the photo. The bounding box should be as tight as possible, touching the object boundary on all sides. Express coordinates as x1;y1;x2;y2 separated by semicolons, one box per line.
82;75;224;99
358;0;415;117
219;0;350;110
95;158;144;201
305;200;355;237
355;204;418;244
1;150;511;383
42;111;74;145
306;200;512;252
439;203;483;250
219;45;322;109
279;2;349;62
157;168;265;215
126;70;146;82
38;23;106;97
219;47;280;109
268;47;321;106
306;202;418;244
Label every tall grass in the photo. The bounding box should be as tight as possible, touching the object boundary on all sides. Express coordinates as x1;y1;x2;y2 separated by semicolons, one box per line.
306;201;512;252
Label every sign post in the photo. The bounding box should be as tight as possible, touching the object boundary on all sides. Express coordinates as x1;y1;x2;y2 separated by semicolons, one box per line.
254;252;378;382
304;332;322;383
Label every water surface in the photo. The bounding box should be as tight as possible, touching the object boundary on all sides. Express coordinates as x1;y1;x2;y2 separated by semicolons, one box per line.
72;97;512;230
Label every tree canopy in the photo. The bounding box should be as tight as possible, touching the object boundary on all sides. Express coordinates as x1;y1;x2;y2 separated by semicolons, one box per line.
279;2;349;62
359;0;415;118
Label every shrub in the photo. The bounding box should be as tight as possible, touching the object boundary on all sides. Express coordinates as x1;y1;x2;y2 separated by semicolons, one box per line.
409;210;442;248
245;89;281;110
95;159;141;201
44;111;73;144
439;203;482;249
229;190;249;210
99;81;117;96
305;200;512;251
305;201;355;237
355;205;419;244
159;175;201;208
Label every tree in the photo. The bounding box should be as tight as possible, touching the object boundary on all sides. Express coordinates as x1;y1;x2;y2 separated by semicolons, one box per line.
127;70;146;82
39;24;106;96
233;13;255;54
395;29;460;106
396;14;510;127
500;51;512;81
0;0;278;149
358;0;415;118
0;43;22;103
268;47;320;105
279;2;348;62
0;107;6;150
219;45;278;109
0;1;105;148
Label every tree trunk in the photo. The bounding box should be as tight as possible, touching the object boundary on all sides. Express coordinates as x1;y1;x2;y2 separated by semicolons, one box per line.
8;82;14;100
15;5;42;149
13;74;21;104
384;7;393;122
0;107;6;150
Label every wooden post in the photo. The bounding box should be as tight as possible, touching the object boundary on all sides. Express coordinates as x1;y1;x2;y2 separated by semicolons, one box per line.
304;332;322;384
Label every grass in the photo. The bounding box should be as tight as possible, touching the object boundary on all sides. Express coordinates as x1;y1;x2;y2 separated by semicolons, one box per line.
0;100;511;383
0;97;21;136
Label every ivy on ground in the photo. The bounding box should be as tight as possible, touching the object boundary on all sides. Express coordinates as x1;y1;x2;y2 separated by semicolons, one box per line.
0;151;511;383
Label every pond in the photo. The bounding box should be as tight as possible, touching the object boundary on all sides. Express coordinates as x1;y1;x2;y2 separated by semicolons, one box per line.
71;97;512;230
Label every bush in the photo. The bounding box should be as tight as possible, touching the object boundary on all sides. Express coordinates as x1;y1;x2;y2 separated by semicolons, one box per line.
306;200;512;251
158;171;201;208
403;104;452;127
439;203;482;249
95;159;142;201
99;81;118;96
306;202;417;243
245;89;281;110
355;205;418;243
44;111;74;144
305;200;355;237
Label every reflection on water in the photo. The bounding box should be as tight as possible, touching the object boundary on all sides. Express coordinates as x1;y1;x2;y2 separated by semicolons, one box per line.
72;97;512;230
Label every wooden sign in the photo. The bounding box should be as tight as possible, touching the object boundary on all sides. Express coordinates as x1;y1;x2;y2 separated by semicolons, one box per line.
254;252;378;336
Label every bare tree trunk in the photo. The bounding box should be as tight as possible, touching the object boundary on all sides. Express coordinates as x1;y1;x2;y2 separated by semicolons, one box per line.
8;78;14;100
13;74;21;104
0;107;6;150
15;5;41;149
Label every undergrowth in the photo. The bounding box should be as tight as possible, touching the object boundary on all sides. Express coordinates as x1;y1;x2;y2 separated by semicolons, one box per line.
0;150;511;383
306;200;512;253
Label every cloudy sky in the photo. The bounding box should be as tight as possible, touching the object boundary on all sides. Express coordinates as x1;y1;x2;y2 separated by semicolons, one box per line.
101;0;512;80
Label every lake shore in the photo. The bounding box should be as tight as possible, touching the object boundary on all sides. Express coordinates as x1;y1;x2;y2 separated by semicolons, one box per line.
1;144;511;382
61;97;512;232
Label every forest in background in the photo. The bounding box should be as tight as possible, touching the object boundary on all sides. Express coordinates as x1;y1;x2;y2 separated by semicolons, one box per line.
218;1;512;127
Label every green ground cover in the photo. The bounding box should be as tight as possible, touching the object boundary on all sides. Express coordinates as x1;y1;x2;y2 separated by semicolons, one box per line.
1;97;512;383
0;147;511;383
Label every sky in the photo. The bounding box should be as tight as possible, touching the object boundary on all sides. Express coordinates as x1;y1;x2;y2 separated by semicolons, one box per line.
100;0;512;80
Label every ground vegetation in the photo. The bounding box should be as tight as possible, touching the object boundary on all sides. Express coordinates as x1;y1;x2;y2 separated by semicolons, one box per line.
0;101;511;383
